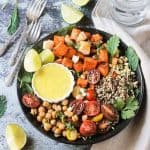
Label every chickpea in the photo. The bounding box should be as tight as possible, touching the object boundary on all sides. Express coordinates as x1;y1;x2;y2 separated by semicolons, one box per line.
30;108;37;116
61;99;69;106
72;115;78;122
56;105;62;111
47;104;52;109
62;106;67;111
50;119;56;125
54;134;61;137
52;126;57;132
38;106;45;113
42;101;50;108
54;128;62;135
48;109;53;114
82;115;88;121
43;123;52;131
52;104;57;110
64;111;73;117
51;111;57;119
39;111;45;118
45;113;52;119
37;115;43;122
62;130;66;137
57;122;65;130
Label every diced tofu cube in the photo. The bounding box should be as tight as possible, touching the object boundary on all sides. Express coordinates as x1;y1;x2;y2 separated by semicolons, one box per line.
78;41;91;55
65;35;73;46
76;32;87;42
43;40;54;50
62;58;73;68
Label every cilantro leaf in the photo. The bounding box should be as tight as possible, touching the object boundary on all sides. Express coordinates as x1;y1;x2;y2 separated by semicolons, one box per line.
0;95;7;118
125;47;139;71
106;35;120;56
7;2;20;34
121;109;135;120
121;97;139;120
113;99;125;111
56;111;65;122
65;122;75;130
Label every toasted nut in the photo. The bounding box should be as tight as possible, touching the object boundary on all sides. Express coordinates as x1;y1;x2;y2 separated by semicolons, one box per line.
37;115;43;122
43;101;50;108
62;106;67;111
39;111;45;117
38;106;45;113
82;115;88;121
61;99;69;106
30;108;37;116
50;119;56;125
72;115;78;122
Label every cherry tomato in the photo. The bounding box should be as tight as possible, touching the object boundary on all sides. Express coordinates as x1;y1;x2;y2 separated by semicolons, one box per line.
22;94;41;108
87;69;100;84
98;119;111;133
80;120;96;136
69;99;85;115
86;89;96;101
84;101;100;116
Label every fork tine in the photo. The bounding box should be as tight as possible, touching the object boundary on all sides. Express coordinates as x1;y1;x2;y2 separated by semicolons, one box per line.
38;0;48;18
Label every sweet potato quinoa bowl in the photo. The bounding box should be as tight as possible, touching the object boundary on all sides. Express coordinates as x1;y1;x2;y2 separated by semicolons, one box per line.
17;26;145;145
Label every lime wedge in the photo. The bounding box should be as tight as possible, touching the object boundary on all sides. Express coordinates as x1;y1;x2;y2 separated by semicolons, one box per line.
6;124;27;150
61;4;84;24
40;49;55;65
24;49;42;72
72;0;90;6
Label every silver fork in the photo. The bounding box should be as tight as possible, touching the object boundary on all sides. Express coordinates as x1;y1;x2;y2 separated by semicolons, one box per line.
5;21;41;87
8;0;47;66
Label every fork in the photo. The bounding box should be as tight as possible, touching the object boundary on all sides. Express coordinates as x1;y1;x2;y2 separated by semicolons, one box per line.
8;0;47;66
5;21;41;87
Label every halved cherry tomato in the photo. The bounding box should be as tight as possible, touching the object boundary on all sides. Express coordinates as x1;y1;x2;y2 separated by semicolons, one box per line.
86;89;96;101
69;99;85;115
87;69;100;84
84;101;100;116
80;120;96;136
22;94;41;108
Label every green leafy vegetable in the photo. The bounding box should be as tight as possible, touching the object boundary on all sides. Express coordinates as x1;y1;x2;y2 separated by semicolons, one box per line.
0;95;7;118
65;122;75;130
121;97;139;120
7;2;20;34
113;99;125;111
106;35;120;56
56;111;65;122
57;25;75;36
125;47;139;71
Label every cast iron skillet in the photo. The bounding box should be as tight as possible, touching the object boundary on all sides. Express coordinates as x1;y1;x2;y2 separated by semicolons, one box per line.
17;26;146;145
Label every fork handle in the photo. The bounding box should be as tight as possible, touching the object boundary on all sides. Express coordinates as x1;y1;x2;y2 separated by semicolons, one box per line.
9;26;28;66
5;49;25;87
0;41;10;56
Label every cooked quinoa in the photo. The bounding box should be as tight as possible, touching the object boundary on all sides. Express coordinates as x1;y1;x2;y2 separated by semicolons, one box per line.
95;56;138;104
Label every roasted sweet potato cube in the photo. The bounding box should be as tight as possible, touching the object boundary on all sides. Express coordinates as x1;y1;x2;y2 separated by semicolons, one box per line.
62;58;73;68
77;78;88;88
98;63;109;77
73;61;83;72
65;47;76;58
91;34;103;43
83;57;98;71
54;35;65;46
99;49;109;63
53;42;68;57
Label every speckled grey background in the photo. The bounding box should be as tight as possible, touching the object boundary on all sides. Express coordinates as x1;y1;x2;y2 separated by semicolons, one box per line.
0;0;96;149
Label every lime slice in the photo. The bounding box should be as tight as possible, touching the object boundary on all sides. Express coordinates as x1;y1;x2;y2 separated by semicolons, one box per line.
32;63;75;103
6;124;27;150
72;0;90;6
61;4;84;24
40;50;55;65
24;49;42;72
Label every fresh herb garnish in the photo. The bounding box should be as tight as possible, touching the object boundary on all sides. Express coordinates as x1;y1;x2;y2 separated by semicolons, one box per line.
0;95;7;118
125;47;139;71
57;25;75;36
121;97;139;120
65;122;75;130
106;35;120;57
56;111;65;122
113;98;125;111
7;1;20;35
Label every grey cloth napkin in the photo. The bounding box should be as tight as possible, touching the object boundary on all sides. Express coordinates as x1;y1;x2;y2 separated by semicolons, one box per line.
91;0;150;150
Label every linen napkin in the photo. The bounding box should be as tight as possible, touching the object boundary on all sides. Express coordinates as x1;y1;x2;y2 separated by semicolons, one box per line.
91;0;150;150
